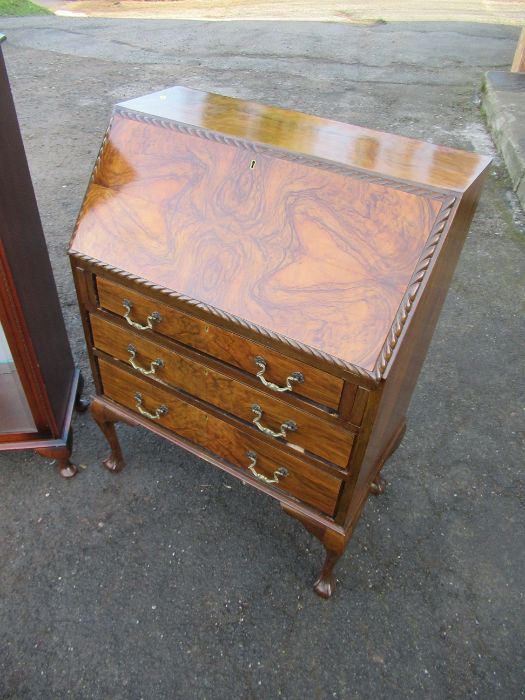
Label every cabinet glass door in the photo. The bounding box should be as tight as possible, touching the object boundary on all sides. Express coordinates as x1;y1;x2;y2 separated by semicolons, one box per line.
0;323;36;434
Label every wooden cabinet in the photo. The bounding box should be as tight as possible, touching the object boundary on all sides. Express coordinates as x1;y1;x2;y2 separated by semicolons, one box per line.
0;35;86;477
69;86;490;596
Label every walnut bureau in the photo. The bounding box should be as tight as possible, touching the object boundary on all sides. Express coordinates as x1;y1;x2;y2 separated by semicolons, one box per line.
69;87;490;598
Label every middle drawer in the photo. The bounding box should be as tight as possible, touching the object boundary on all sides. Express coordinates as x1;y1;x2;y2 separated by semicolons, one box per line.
90;313;354;468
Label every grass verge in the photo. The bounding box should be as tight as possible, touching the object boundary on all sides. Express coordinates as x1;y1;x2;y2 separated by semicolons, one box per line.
0;0;52;16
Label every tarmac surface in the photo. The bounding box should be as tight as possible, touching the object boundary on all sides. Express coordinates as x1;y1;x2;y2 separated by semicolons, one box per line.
0;16;523;700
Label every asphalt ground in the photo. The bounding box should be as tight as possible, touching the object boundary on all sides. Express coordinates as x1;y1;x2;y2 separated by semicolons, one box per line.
0;17;523;699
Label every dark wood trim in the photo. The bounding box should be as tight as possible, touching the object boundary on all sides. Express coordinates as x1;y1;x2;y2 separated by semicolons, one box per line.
0;369;79;451
333;387;383;526
71;264;103;395
0;45;75;434
0;241;54;433
348;387;370;427
344;419;407;537
0;40;80;475
337;381;358;421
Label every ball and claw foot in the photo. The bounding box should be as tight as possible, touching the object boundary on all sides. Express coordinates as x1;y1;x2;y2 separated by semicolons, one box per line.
369;474;386;496
313;549;341;599
281;504;344;600
36;434;77;479
57;459;78;479
103;454;125;473
91;397;127;473
313;572;336;599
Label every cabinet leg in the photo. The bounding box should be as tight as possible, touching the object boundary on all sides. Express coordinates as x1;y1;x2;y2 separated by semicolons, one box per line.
282;504;346;599
91;397;127;473
36;427;77;479
74;371;90;413
314;547;344;599
369;474;386;496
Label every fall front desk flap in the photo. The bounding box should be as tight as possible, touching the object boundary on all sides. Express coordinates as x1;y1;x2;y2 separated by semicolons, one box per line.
69;86;491;376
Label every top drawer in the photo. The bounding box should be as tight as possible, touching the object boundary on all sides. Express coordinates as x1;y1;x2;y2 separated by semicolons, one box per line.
96;277;343;410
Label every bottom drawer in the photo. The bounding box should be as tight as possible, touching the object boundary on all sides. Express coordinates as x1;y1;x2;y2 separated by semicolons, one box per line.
98;359;342;516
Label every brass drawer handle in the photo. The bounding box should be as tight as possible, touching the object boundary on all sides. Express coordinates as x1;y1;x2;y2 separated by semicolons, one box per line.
127;344;164;376
122;299;162;331
251;404;297;439
246;451;288;484
254;356;304;393
134;392;168;420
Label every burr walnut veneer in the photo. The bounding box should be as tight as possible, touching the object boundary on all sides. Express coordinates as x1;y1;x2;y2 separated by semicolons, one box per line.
69;86;490;597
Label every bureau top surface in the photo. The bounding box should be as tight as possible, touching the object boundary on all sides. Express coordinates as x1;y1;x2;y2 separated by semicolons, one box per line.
70;87;489;375
116;86;489;192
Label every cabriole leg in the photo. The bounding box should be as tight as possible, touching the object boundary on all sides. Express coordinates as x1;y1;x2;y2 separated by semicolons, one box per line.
313;546;344;599
36;427;77;479
91;396;127;473
282;504;346;599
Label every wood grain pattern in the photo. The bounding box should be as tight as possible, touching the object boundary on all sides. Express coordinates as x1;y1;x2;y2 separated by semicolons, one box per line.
115;86;491;192
71;113;445;371
98;358;342;515
90;312;354;467
347;174;490;525
69;87;491;596
96;276;344;409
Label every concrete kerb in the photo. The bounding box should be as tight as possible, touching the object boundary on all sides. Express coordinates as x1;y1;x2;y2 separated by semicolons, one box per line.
481;70;525;210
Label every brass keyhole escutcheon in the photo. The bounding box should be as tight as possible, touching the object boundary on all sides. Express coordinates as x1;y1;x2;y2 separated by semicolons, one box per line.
250;159;256;170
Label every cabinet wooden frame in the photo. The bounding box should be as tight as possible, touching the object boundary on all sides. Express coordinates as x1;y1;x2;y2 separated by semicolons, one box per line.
0;35;86;476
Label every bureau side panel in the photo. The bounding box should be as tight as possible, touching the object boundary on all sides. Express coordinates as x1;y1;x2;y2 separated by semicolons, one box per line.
70;263;103;396
344;175;488;524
